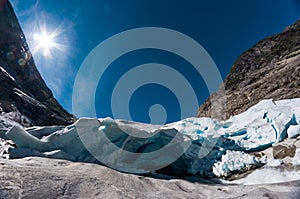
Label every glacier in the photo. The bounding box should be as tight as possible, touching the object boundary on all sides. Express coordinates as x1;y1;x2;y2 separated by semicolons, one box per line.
3;98;300;180
212;150;264;178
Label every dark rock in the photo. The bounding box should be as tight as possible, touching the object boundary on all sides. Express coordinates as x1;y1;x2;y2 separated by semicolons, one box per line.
198;20;300;120
0;1;74;126
273;142;296;159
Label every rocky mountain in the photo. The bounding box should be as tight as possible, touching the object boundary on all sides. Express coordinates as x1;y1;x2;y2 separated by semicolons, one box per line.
0;1;74;126
197;19;300;119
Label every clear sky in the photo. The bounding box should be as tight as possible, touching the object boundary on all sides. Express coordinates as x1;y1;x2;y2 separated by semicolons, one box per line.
10;0;300;124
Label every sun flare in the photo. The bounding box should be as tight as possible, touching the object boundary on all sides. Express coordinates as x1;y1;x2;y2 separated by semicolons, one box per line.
30;25;65;58
33;32;55;56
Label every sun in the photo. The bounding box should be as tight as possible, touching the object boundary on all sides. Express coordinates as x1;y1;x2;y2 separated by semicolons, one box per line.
30;25;65;58
33;32;56;56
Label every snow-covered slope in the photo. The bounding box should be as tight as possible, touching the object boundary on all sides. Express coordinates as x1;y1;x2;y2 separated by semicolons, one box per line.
4;98;300;181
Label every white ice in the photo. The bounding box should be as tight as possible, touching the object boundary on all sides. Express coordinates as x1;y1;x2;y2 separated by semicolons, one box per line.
3;98;300;181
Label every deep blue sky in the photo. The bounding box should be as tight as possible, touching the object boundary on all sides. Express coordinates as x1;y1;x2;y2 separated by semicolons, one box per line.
10;0;300;123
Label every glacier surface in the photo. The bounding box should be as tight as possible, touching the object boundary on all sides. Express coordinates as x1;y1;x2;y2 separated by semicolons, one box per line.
4;98;300;179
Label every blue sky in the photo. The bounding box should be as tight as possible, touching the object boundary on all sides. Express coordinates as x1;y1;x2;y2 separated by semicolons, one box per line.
10;0;300;123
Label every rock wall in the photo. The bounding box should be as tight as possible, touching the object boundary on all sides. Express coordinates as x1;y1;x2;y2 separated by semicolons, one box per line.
198;20;300;120
0;0;74;126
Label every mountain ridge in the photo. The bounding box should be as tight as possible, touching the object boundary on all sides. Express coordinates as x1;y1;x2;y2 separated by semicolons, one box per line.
0;1;74;126
197;19;300;119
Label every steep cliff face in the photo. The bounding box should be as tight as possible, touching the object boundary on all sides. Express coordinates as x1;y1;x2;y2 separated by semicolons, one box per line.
198;19;300;119
0;0;74;126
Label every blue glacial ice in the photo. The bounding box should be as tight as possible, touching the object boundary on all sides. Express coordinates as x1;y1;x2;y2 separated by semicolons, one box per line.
212;150;264;178
4;98;300;178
